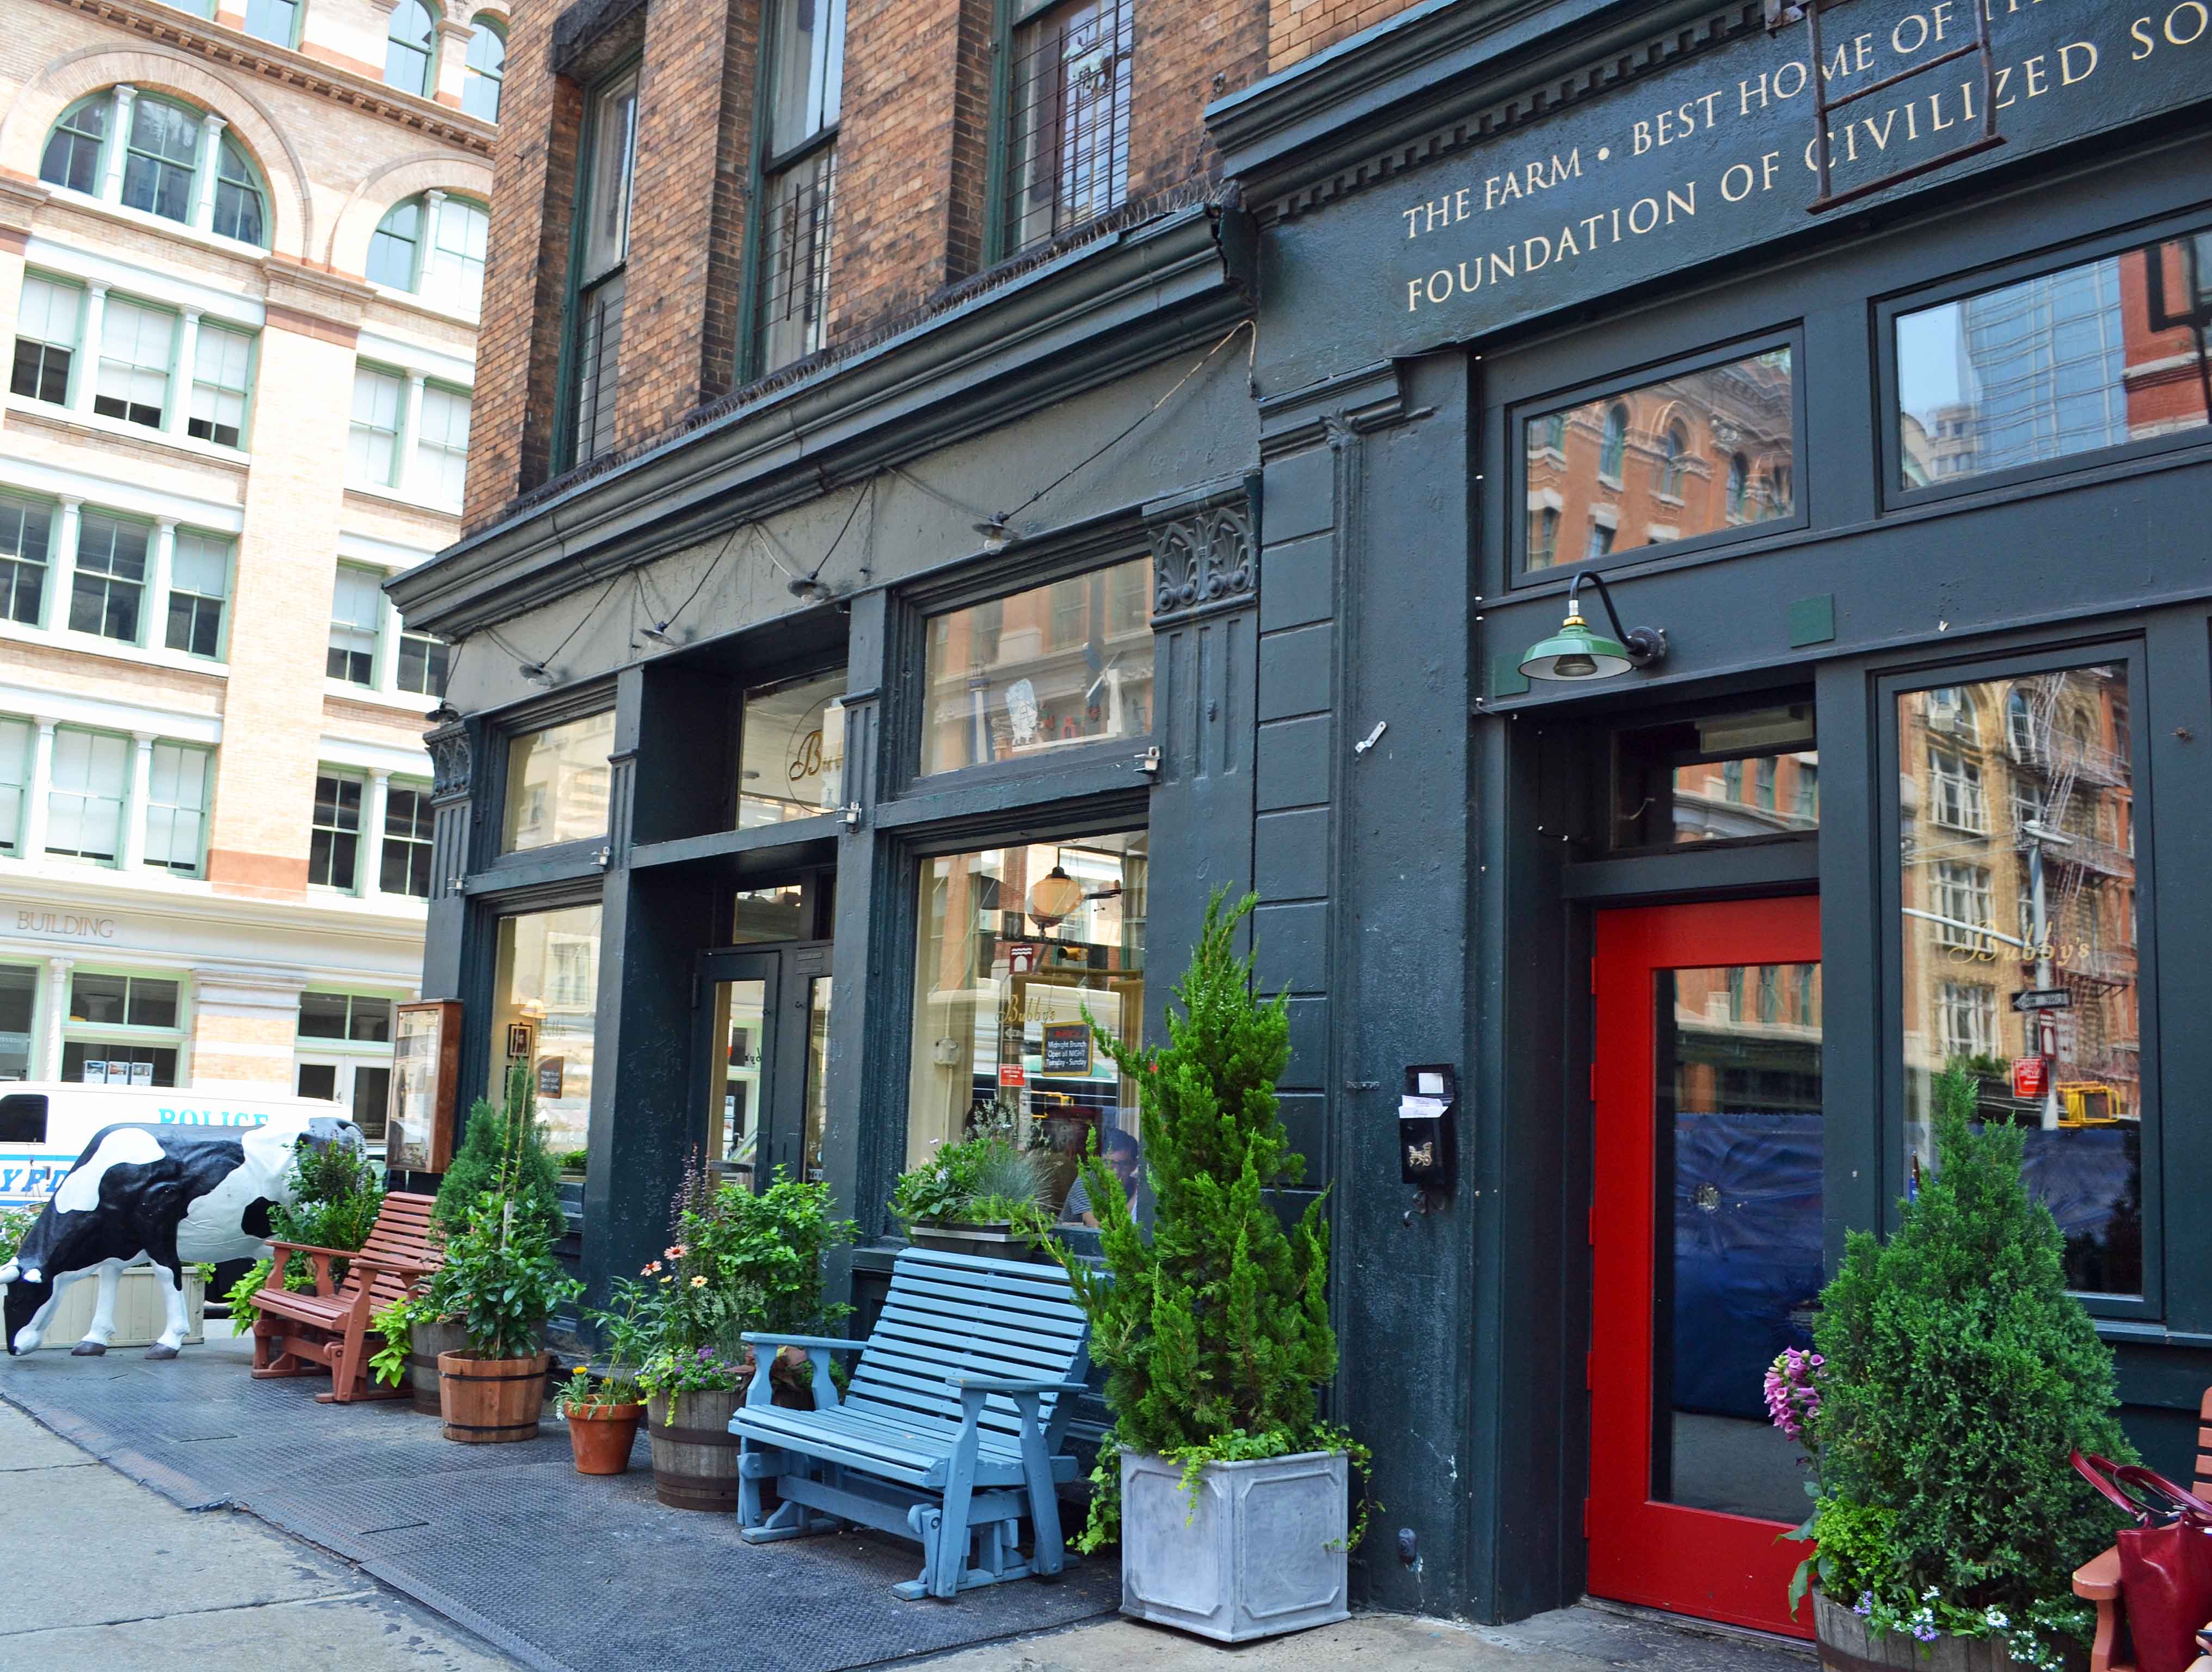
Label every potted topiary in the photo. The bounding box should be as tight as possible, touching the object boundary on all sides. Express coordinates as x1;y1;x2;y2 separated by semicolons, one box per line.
889;1110;1052;1261
429;1109;580;1445
634;1160;853;1510
1775;1064;2129;1671
1044;890;1367;1643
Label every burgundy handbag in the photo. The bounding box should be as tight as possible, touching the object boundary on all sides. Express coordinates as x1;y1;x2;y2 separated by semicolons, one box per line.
2072;1450;2212;1672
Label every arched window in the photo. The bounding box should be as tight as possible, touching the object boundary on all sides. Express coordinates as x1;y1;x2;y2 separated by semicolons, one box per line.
2007;690;2037;759
1727;452;1749;518
367;193;490;315
1599;403;1628;478
1660;423;1687;496
463;16;507;121
385;0;437;96
39;91;271;250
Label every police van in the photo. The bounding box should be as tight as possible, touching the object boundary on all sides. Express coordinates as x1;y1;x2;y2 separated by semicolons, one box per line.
0;1083;347;1209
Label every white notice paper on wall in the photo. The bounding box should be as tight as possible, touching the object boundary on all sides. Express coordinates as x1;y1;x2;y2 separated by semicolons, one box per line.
1400;1095;1448;1122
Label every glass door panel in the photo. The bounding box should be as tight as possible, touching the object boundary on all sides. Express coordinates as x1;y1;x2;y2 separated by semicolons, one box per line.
709;976;770;1183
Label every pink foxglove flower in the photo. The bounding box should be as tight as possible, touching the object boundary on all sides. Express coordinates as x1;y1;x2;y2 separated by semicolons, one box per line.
1763;1347;1824;1442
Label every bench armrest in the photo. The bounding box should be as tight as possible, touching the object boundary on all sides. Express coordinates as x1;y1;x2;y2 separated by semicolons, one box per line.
345;1255;440;1278
265;1239;361;1262
951;1376;1088;1395
741;1333;862;1353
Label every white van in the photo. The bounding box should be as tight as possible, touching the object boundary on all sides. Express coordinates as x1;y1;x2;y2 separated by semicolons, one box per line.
0;1083;348;1209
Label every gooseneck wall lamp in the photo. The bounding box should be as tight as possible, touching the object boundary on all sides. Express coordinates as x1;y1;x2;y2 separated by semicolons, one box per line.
1517;569;1669;683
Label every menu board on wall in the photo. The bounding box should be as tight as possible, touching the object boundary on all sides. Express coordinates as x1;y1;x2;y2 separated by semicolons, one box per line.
1041;1023;1092;1076
388;999;462;1173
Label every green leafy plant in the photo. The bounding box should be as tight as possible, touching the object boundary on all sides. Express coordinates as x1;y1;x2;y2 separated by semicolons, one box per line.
556;1361;641;1414
636;1345;751;1407
368;1293;443;1388
0;1204;38;1266
1783;1064;2132;1670
889;1122;1049;1228
429;1191;579;1360
434;1063;563;1242
560;1149;589;1174
1040;890;1368;1553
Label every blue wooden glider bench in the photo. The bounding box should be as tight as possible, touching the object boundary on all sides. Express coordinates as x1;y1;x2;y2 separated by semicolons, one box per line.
730;1247;1092;1601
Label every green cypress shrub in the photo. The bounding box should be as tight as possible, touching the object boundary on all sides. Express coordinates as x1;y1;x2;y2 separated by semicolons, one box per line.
1806;1063;2132;1664
433;1061;563;1242
1050;889;1354;1550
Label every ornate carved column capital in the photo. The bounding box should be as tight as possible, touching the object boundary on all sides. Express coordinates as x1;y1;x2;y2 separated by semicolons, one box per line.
426;721;472;801
1146;476;1260;626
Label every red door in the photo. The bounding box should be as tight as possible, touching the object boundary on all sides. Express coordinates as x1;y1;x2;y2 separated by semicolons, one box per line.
1588;897;1823;1638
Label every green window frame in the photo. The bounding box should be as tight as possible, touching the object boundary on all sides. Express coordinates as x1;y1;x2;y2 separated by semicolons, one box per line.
560;64;640;471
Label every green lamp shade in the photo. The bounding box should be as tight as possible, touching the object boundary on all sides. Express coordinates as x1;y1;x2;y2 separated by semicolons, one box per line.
1520;613;1635;681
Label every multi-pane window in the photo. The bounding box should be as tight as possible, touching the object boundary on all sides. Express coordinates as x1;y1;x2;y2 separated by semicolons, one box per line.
143;743;211;875
70;972;177;1025
242;0;299;47
165;531;229;657
1002;0;1131;256
12;274;81;405
189;322;251;447
1927;749;1986;833
366;198;421;290
211;139;267;245
0;720;29;853
1528;506;1559;566
396;628;448;696
46;728;128;863
299;992;394;1043
414;385;471;505
755;0;844;374
463;16;507;122
70;514;148;642
310;772;363;890
0;499;51;628
385;1;437;96
327;565;382;684
94;298;173;429
1936;981;1996;1059
570;70;638;466
1599;404;1628;478
1932;862;1994;951
425;199;490;315
380;785;434;897
121;97;200;223
349;366;403;485
39;101;105;195
65;972;182;1086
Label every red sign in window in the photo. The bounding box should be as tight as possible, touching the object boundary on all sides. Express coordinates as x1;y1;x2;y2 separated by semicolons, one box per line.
998;1064;1027;1088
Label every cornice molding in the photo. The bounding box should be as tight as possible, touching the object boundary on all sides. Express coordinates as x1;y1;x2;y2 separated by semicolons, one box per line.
392;205;1255;639
1208;0;1756;225
45;0;496;155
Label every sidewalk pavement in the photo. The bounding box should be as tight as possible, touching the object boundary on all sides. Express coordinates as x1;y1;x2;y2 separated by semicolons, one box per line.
0;1401;513;1669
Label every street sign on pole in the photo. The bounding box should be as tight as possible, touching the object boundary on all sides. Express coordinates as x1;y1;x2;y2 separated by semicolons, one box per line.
2010;988;2073;1013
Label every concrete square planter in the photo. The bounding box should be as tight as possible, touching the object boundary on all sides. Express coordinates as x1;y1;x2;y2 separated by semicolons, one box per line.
1119;1448;1350;1642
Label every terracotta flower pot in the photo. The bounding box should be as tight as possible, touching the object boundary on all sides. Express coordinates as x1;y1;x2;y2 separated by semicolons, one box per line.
438;1349;551;1444
563;1402;645;1474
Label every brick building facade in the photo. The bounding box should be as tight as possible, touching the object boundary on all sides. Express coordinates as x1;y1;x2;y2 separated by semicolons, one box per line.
0;0;503;1130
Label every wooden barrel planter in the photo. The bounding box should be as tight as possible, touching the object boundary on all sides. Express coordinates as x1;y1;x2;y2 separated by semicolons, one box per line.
407;1319;468;1415
1812;1590;2088;1672
438;1349;552;1444
647;1388;747;1510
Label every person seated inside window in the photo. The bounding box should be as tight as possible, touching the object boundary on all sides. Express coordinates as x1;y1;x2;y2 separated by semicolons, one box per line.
1060;1122;1153;1229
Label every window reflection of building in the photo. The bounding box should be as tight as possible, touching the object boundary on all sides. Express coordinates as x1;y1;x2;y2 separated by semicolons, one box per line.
502;710;615;852
492;904;601;1159
1897;668;2141;1295
1525;348;1795;571
921;556;1153;775
738;669;846;827
906;830;1146;1212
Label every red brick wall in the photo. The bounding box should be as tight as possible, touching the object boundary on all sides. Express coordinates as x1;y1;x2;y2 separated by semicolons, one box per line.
1268;0;1423;75
465;0;583;530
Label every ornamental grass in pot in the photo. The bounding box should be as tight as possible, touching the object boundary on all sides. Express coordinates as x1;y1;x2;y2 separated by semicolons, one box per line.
1042;890;1369;1644
1773;1065;2132;1672
889;1107;1053;1262
629;1159;853;1511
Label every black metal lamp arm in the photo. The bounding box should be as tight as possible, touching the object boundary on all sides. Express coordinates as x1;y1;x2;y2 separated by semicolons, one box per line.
1567;571;1669;668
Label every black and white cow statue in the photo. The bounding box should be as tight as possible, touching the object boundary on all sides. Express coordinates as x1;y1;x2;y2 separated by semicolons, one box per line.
1;1114;363;1360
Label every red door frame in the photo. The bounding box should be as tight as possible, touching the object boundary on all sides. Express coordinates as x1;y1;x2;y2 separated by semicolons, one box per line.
1588;895;1821;1639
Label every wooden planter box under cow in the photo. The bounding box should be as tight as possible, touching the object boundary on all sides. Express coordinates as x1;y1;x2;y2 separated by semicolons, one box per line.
252;1192;441;1403
38;1266;205;1351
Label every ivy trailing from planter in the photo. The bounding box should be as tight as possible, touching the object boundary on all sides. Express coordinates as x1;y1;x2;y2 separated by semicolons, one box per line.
1044;889;1372;1552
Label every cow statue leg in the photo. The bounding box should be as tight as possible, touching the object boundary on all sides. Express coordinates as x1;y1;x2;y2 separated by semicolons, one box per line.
7;1265;86;1356
70;1259;128;1356
144;1263;191;1360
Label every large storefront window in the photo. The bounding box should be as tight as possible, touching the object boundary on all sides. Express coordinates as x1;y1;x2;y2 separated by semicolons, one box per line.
0;962;34;1080
1524;346;1796;571
63;970;182;1085
1898;666;2142;1296
1896;227;2212;491
920;556;1153;776
906;830;1146;1217
502;710;615;852
738;669;845;827
493;904;601;1157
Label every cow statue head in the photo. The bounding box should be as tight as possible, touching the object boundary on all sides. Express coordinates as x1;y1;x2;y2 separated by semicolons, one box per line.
3;1112;367;1358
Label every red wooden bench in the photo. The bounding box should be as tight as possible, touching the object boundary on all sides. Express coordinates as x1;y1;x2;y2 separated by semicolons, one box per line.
2073;1386;2212;1672
250;1191;441;1404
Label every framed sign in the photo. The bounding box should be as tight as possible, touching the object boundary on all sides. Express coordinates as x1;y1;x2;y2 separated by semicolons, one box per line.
537;1056;565;1099
505;1021;534;1060
388;999;462;1174
1041;1022;1092;1076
